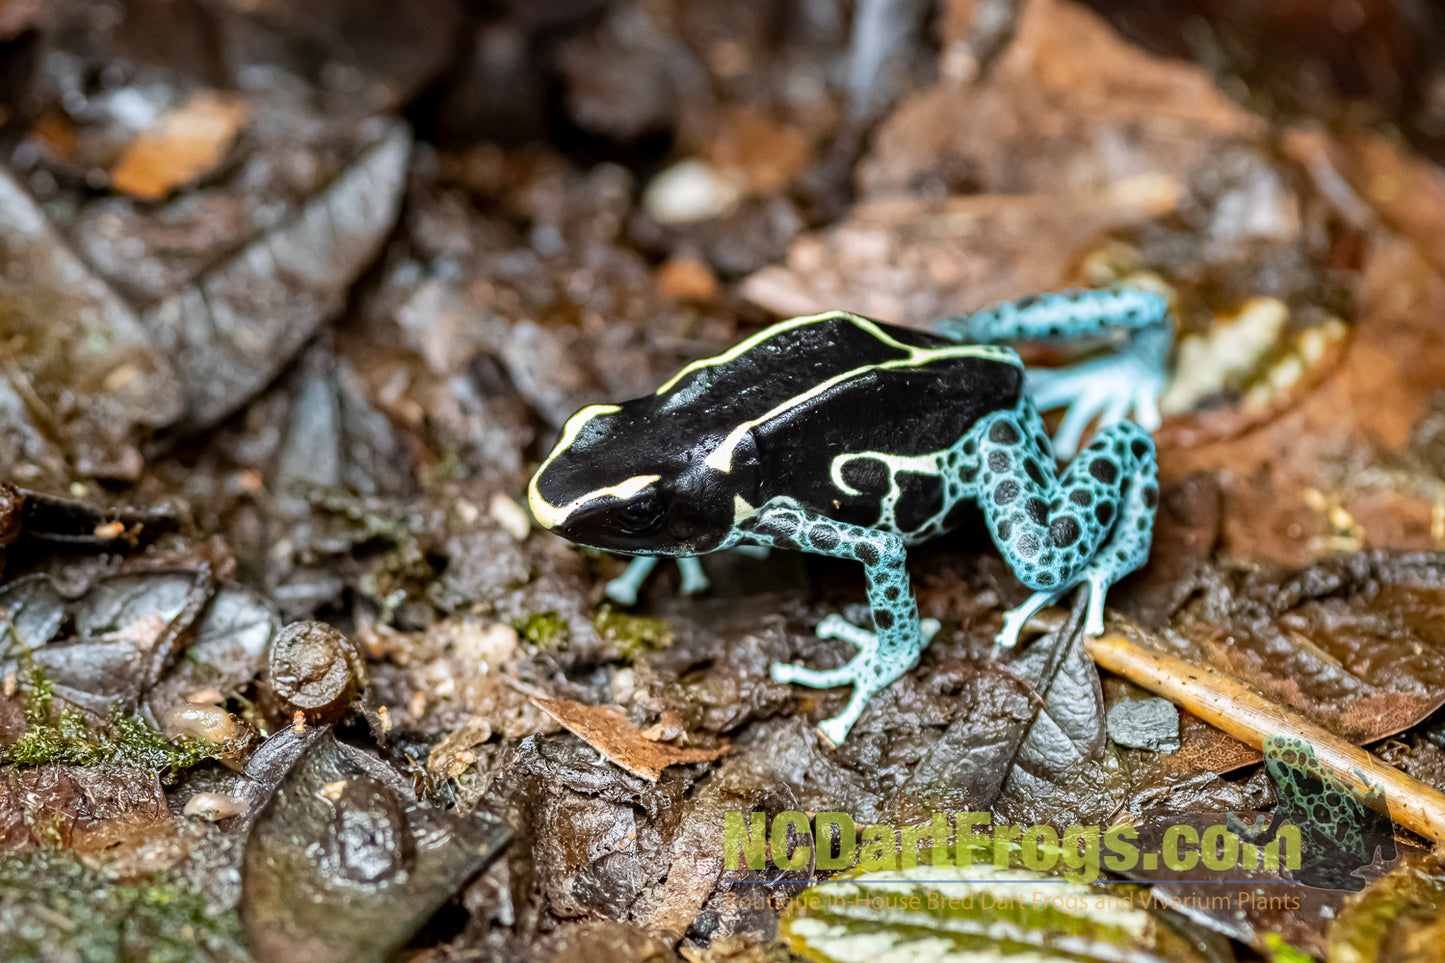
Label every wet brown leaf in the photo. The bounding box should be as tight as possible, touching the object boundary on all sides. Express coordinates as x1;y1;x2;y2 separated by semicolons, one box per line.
0;765;168;851
531;695;728;781
1169;554;1445;750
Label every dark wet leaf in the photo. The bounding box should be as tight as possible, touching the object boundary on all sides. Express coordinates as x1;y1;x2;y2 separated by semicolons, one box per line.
240;729;509;963
485;734;691;922
1160;553;1445;767
901;602;1105;820
0;166;184;483
0;574;68;652
144;123;411;431
2;568;277;722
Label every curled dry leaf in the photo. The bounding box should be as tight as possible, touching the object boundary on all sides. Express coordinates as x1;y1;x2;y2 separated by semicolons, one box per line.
531;695;727;781
110;91;249;201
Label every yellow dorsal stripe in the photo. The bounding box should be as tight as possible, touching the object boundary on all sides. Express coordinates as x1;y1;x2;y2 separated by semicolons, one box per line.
700;316;1018;472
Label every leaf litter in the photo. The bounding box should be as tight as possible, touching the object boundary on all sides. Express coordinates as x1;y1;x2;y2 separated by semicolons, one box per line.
2;0;1445;960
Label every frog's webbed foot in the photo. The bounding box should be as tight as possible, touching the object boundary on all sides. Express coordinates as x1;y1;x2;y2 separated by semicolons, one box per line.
1226;812;1275;845
605;556;659;605
772;614;941;686
935;286;1172;461
996;589;1065;648
772;614;941;744
604;548;778;605
741;499;934;744
1027;330;1168;459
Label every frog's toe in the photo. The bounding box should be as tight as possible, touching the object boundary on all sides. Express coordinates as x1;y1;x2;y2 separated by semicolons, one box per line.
605;578;640;606
816;714;853;747
676;556;710;595
995;588;1064;648
770;660;856;688
1083;572;1111;636
815;613;879;651
1027;355;1166;459
605;556;658;606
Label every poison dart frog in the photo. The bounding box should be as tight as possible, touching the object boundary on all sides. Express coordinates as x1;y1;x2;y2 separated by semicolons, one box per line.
528;287;1170;743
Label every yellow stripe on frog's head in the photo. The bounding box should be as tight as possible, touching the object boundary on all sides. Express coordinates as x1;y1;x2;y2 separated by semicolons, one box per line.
528;472;661;530
529;404;638;529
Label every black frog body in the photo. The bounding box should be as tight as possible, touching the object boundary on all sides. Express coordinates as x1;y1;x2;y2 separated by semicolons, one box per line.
529;287;1168;743
528;311;1022;555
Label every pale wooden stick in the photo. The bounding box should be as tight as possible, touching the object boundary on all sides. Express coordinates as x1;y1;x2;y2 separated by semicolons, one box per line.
1067;619;1445;844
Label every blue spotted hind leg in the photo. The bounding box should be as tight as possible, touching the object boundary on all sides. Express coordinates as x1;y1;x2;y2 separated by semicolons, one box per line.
937;286;1172;458
971;397;1157;646
738;498;938;745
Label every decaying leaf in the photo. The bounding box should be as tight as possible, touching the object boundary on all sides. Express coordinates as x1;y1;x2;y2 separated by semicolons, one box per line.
531;695;727;781
240;729;510;963
110;91;249;200
0;167;183;482
1328;857;1445;963
780;863;1226;963
144;123;411;431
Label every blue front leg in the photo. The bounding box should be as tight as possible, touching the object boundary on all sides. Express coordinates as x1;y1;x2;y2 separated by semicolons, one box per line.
737;498;939;745
605;548;771;605
937;286;1172;458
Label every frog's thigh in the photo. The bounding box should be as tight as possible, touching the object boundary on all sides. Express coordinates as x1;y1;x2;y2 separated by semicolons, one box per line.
973;403;1156;638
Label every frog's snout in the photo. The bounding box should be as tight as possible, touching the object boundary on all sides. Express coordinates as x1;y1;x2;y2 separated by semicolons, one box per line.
526;468;557;531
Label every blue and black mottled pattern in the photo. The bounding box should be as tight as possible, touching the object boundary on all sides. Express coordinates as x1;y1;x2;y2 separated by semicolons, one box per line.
528;287;1171;743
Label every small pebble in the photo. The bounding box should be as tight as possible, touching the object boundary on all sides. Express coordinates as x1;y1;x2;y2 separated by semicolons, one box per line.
1106;698;1181;752
489;493;531;541
183;792;248;821
163;703;242;743
643;159;741;224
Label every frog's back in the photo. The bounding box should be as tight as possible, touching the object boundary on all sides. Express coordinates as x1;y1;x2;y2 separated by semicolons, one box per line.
653;312;1022;530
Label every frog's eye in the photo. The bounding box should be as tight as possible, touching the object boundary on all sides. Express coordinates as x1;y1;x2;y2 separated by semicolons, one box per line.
615;493;665;535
